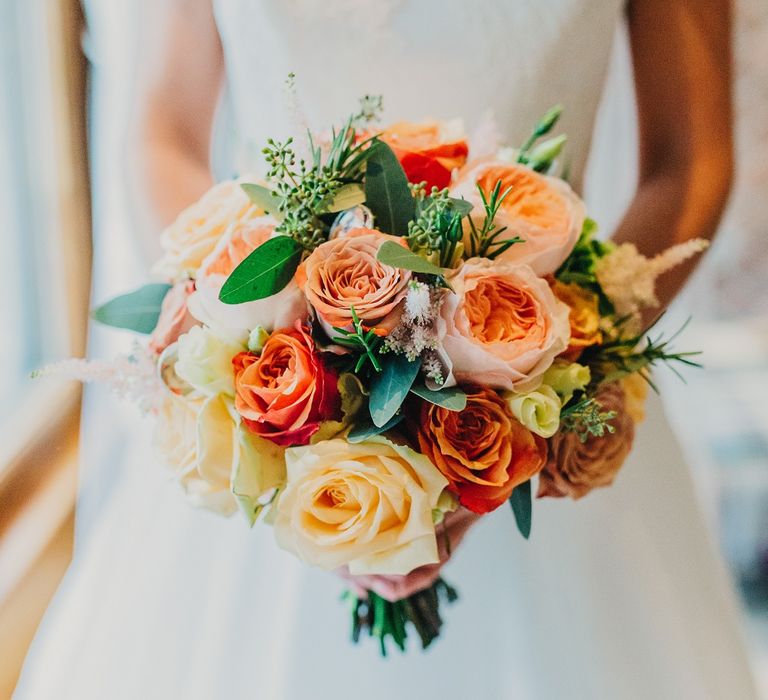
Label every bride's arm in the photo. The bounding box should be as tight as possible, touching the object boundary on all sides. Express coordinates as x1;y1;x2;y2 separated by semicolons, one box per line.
130;0;223;250
615;0;733;327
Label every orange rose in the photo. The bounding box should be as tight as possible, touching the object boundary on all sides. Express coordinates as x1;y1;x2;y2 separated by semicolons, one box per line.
411;388;546;514
451;161;585;275
296;228;411;333
233;324;340;447
538;382;634;499
379;121;469;190
438;258;571;391
190;217;308;334
149;280;198;355
550;280;602;361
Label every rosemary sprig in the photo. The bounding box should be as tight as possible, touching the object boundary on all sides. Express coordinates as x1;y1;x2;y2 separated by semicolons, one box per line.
466;179;524;259
332;306;383;374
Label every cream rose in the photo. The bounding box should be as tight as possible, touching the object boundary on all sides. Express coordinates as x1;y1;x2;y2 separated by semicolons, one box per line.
175;325;245;397
451;160;585;275
189;217;308;335
153;394;286;518
153;180;261;281
438;258;570;391
273;437;449;575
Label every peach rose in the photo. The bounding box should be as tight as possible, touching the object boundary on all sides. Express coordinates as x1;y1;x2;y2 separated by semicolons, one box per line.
379;120;469;190
438;258;571;391
296;228;411;334
538;382;634;499
411;388;546;514
451;161;585;275
273;436;449;575
550;280;602;361
153;180;262;281
149;280;198;355
233;324;340;447
189;216;308;334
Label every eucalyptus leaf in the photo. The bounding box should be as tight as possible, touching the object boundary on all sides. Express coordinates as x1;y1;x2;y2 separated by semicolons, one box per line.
410;383;467;412
509;480;533;539
219;235;303;304
347;414;404;443
369;354;421;428
324;183;366;213
364;140;415;236
92;283;171;334
241;183;284;220
377;241;443;276
447;197;473;217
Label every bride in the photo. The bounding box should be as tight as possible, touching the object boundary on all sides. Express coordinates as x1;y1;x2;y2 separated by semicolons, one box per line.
15;1;759;698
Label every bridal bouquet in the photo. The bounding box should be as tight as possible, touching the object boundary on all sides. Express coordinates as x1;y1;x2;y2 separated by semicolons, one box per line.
53;96;707;655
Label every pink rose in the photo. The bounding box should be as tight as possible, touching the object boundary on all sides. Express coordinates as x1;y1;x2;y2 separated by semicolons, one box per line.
451;161;585;275
189;216;308;334
149;280;198;354
438;258;570;391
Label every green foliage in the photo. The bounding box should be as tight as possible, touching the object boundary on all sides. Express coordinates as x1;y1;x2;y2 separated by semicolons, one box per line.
409;383;467;412
376;240;444;276
560;397;617;443
517;104;564;164
240;183;284;219
331;306;383;374
527;134;568;174
92;283;172;334
347;414;404;443
465;179;524;259
364;140;416;237
368;354;421;428
218;235;303;304
581;320;702;392
407;186;466;268
509;480;533;539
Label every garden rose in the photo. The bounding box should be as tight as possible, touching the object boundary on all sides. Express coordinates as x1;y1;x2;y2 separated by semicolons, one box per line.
451;161;585;275
379;120;469;190
274;437;449;575
153;394;285;516
175;325;245;397
296;228;411;333
538;382;634;499
153;180;261;281
438;258;570;391
412;388;546;514
149;280;198;355
232;324;340;447
550;280;602;360
189;217;308;334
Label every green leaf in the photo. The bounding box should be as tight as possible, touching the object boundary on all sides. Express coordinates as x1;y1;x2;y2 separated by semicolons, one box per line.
324;183;366;213
240;183;284;220
219;235;303;304
368;354;421;428
447;197;473;217
509;480;533;539
91;283;171;334
364;140;415;236
377;241;443;276
409;383;467;412
347;414;404;443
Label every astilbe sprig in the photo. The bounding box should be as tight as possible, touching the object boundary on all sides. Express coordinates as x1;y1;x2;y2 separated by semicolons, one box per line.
465;179;524;259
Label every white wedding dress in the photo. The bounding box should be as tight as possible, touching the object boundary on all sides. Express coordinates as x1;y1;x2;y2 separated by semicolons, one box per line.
15;1;759;698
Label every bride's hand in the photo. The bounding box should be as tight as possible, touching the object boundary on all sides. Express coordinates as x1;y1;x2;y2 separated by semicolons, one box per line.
336;507;480;602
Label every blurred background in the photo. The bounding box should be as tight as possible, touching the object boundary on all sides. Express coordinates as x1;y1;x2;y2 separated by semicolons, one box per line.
0;0;766;697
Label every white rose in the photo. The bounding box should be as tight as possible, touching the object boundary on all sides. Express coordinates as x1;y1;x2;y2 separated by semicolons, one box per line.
175;325;245;397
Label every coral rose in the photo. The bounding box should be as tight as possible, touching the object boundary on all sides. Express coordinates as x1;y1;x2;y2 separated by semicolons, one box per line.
149;280;198;355
438;258;571;391
273;436;449;575
297;228;411;334
233;324;340;447
550;280;602;361
379;120;469;190
538;382;634;499
451;161;585;275
412;388;546;514
189;217;308;334
153;180;261;281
